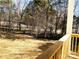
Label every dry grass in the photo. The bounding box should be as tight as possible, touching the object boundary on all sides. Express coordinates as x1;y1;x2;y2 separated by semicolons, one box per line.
0;38;56;59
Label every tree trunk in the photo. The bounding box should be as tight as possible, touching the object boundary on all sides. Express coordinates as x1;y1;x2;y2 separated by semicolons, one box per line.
18;23;21;31
55;15;59;34
75;24;78;33
18;14;23;31
44;4;49;38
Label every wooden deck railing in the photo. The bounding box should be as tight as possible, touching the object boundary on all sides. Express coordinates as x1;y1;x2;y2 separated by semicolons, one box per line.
59;34;70;59
36;41;63;59
36;34;70;59
71;34;79;57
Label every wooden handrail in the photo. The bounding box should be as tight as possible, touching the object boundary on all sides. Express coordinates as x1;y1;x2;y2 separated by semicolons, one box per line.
72;34;79;37
36;41;63;59
69;55;79;59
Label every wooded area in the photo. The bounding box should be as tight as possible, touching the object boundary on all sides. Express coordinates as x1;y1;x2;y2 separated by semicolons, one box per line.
0;0;68;39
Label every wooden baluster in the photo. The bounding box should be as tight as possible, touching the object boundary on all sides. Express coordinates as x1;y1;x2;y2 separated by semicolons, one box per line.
78;37;79;55
75;36;77;53
53;55;55;59
73;37;75;52
72;37;74;52
76;37;78;53
71;37;74;51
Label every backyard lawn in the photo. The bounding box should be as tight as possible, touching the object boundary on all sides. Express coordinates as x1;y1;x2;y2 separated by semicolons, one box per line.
0;37;56;59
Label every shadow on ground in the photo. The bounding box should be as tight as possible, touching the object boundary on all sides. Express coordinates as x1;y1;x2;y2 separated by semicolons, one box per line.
38;43;54;51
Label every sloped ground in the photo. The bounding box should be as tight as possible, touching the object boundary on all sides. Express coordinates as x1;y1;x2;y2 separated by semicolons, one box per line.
0;38;56;59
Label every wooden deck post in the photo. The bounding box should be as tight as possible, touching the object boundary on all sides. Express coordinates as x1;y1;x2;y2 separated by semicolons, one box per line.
66;0;75;58
66;0;75;34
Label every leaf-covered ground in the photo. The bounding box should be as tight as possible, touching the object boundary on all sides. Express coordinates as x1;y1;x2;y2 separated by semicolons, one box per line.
0;38;56;59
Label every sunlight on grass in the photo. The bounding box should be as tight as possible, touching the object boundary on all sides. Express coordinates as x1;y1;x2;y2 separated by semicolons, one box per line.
0;39;56;59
